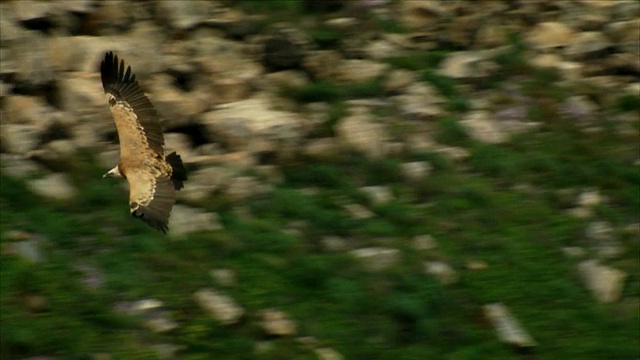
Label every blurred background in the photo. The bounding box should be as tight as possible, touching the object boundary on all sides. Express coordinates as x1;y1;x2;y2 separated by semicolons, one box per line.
1;0;638;359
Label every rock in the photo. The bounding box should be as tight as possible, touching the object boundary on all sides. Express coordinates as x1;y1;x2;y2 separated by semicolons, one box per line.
225;176;270;201
303;138;340;159
27;173;77;201
262;70;309;93
303;50;343;80
74;264;105;290
178;166;235;203
460;110;508;144
58;73;106;116
465;259;489;271
560;95;597;122
117;299;178;333
193;288;244;325
209;268;237;287
155;0;212;30
10;30;55;88
149;74;210;130
434;145;470;161
27;139;78;171
201;97;303;151
400;0;447;30
424;261;459;285
484;303;537;349
5;238;45;262
365;39;401;60
3;94;53;125
401;161;432;182
169;205;223;237
527;22;576;49
412;234;438;251
260;309;297;336
438;50;496;79
321;236;349;252
577;260;627;303
164;132;197;161
395;82;445;120
343;203;375;220
315;347;344;360
360;185;393;205
0;154;42;178
585;221;624;259
336;111;389;159
564;31;611;60
604;19;640;55
383;69;416;93
336;59;388;84
0;124;42;155
351;247;400;272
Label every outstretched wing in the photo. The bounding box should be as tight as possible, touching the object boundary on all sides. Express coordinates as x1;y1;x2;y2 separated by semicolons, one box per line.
128;171;176;234
100;51;164;156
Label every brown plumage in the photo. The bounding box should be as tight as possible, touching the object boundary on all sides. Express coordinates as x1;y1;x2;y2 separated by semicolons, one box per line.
100;51;187;233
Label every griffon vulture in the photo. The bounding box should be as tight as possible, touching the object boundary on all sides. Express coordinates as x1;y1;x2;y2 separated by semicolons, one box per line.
101;51;187;233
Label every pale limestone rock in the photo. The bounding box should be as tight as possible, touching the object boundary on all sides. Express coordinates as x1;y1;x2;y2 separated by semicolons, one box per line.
303;50;343;80
150;74;210;130
169;205;223;237
337;112;389;159
337;59;388;84
577;189;602;208
164;133;196;161
351;247;400;272
321;236;349;252
303;138;340;159
201;97;302;148
28;173;77;201
400;0;448;30
360;186;393;205
395;82;445;120
484;303;537;348
577;260;627;303
315;347;344;360
460;110;508;144
438;51;495;79
565;31;611;60
0;154;42;178
585;221;624;259
343;203;375;220
424;261;459;285
401;161;432;182
194;288;245;325
527;22;576;49
412;234;438;251
1;124;41;155
209;268;237;288
384;69;416;93
59;73;109;120
260;309;297;336
465;260;489;271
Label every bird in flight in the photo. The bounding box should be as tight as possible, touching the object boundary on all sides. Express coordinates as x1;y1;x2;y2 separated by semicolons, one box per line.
100;51;187;233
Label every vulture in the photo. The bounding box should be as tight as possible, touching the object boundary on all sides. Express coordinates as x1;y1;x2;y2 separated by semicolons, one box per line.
100;51;187;233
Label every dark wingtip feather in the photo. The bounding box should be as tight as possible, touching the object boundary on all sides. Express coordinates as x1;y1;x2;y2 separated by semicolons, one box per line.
166;152;188;190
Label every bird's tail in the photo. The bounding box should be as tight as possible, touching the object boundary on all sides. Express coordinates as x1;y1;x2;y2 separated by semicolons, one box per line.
166;152;187;190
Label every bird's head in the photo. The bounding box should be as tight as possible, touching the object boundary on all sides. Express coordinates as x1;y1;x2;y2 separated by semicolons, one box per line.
103;165;122;178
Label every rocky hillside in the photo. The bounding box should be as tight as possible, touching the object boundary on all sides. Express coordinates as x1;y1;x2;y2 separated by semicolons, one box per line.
1;0;638;359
